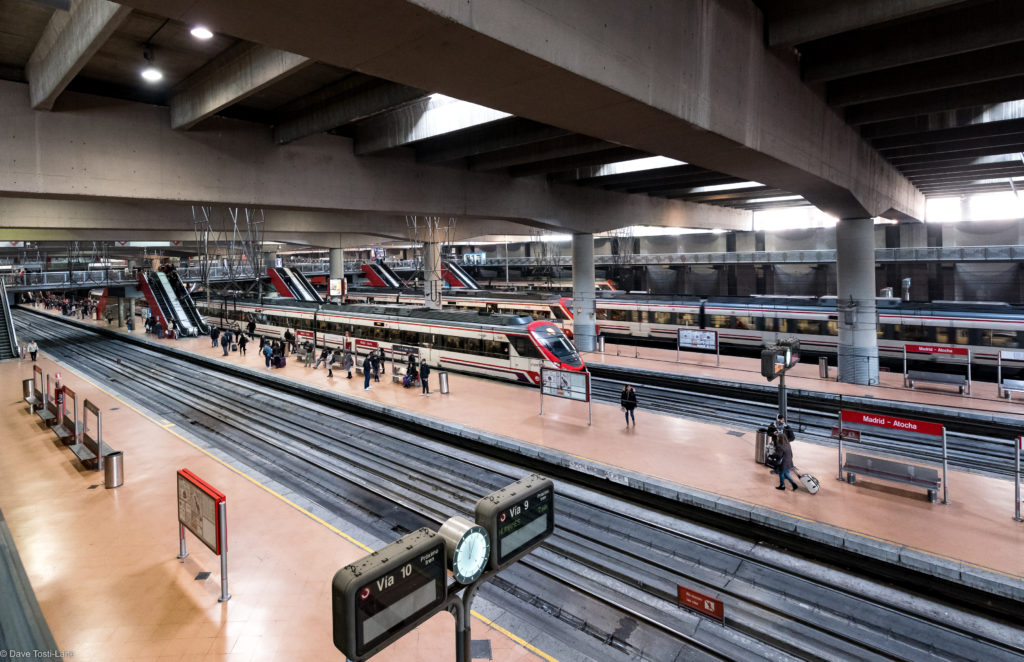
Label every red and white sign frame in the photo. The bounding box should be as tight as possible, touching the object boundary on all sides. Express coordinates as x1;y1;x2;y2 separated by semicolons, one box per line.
902;343;971;395
176;468;231;601
836;410;949;505
539;367;592;426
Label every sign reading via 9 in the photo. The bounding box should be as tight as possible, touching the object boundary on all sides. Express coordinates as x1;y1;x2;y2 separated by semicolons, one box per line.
332;528;446;660
475;474;555;571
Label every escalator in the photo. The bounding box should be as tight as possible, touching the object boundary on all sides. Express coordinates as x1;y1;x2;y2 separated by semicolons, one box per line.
0;279;19;359
154;272;196;336
266;267;323;302
136;271;172;336
442;261;481;289
162;271;209;336
359;263;403;288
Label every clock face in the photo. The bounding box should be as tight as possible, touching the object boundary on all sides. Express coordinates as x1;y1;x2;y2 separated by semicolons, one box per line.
453;528;490;584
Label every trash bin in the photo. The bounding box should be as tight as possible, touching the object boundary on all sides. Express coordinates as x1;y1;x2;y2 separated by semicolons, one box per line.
104;451;123;489
438;371;450;395
22;378;33;401
755;428;769;464
596;336;605;353
818;356;829;379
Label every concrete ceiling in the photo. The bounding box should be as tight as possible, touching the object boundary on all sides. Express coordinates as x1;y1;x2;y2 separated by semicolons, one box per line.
756;0;1024;198
1;0;1021;252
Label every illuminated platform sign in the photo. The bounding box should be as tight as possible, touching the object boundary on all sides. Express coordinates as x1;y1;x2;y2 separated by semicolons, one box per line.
677;329;717;351
333;528;446;661
475;474;554;570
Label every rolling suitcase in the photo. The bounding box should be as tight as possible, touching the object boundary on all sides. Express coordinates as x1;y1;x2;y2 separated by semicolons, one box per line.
231;343;238;352
799;473;820;494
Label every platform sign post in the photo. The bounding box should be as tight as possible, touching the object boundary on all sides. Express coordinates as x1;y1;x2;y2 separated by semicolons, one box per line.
903;344;972;394
838;410;949;504
332;529;447;661
540;367;592;426
1015;437;1022;523
176;469;230;601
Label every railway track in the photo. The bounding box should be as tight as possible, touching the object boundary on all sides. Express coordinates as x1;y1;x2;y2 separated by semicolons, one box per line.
14;310;1024;661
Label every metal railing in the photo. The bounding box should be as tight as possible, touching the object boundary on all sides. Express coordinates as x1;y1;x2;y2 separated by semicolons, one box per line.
0;278;18;357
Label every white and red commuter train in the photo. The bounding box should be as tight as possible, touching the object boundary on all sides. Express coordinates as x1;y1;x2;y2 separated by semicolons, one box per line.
343;289;1024;367
195;299;584;385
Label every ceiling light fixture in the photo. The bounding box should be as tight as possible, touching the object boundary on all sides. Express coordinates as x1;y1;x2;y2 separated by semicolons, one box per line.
190;26;213;39
141;43;162;82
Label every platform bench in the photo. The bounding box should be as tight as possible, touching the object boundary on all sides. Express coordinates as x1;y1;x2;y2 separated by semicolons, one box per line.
36;401;57;426
24;394;39;412
1001;378;1024;401
70;432;114;471
843;452;941;502
906;370;967;394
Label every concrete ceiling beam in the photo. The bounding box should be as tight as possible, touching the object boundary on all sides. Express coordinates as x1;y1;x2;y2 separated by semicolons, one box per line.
274;79;426;145
170;42;313;131
624;175;748;195
889;143;1024;167
828;41;1024;108
416;120;571;165
878;133;1024;159
908;169;1024;185
470;135;617;172
109;0;920;221
26;0;131;110
896;153;1024;174
846;75;1024;126
550;164;704;187
508;147;650;178
802;2;1024;83
765;0;967;47
860;100;1024;139
870;118;1024;150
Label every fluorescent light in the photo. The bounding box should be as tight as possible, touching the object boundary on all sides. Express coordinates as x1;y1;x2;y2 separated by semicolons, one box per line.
141;67;163;82
190;26;213;39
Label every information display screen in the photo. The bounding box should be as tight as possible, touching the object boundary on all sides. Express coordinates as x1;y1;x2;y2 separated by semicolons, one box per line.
497;487;554;565
541;368;589;402
677;329;717;351
329;278;345;297
356;541;445;654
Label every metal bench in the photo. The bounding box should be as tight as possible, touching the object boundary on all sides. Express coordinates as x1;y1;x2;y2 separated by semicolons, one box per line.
842;452;941;502
1001;378;1024;401
36;400;57;426
70;400;114;471
906;369;967;394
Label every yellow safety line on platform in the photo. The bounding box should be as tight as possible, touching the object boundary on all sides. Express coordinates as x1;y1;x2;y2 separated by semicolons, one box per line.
472;610;559;662
41;353;559;661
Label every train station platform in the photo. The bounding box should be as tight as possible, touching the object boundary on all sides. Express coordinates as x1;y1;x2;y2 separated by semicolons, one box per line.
0;353;544;661
14;306;1024;601
584;341;1024;420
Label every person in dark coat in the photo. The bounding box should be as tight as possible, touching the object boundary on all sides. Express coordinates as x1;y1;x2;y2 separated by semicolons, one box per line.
419;362;431;396
620;384;638;425
314;348;330;369
370;351;380;382
343;348;354;379
247;319;256;337
211;326;220;347
363;354;373;390
775;436;799;491
237;333;248;356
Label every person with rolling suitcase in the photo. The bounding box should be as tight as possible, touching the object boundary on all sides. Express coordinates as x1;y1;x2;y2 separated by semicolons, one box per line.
774;436;799;491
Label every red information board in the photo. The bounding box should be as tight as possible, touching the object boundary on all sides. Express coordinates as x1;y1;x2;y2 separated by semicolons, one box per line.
355;339;378;349
177;469;226;555
840;410;944;437
677;585;723;622
905;344;969;356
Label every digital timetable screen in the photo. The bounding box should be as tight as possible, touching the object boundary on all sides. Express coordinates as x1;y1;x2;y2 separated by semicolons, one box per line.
496;487;554;565
355;541;445;655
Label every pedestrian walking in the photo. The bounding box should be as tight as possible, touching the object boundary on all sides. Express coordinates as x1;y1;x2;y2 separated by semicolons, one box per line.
343;348;354;379
620;384;638;426
303;341;314;367
27;340;38;361
328;350;340;378
774;434;799;491
363;354;373;390
238;334;248;356
211;326;221;348
247;319;256;337
262;343;273;368
371;352;380;382
220;330;231;356
419;362;431;396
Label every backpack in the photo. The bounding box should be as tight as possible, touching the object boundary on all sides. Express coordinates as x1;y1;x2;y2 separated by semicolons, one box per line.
785;426;796;442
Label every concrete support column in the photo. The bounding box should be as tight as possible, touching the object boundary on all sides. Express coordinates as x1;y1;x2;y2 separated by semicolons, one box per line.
116;297;124;328
263;251;278;269
836;218;879;385
329;248;345;281
422;241;442;309
571;233;596;352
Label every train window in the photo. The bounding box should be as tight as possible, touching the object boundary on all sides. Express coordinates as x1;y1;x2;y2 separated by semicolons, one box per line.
596;309;609;320
991;331;1019;348
651;311;672;325
508;335;543;359
462;338;482;354
609;309;630;322
902;325;925;342
633;310;646;323
952;328;969;345
732;315;751;330
931;326;950;344
550;306;568;320
708;314;729;328
789;319;818;334
482;339;508;357
318;319;329;331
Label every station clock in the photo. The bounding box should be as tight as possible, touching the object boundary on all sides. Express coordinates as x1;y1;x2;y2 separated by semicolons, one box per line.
439;516;491;585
